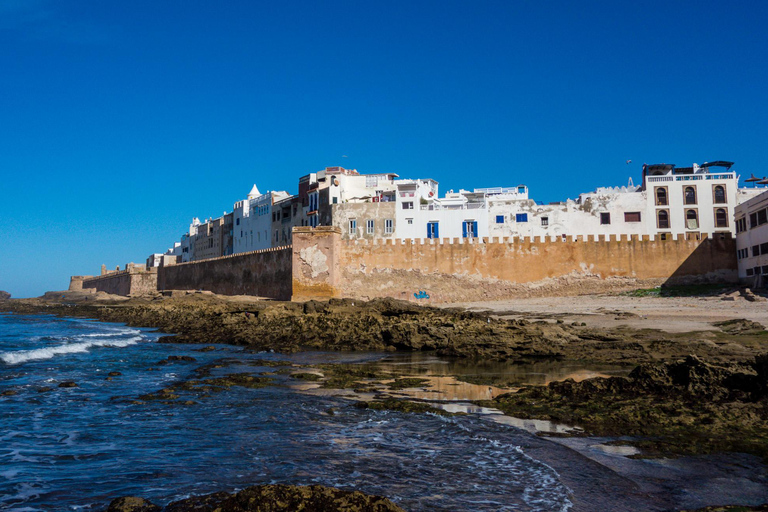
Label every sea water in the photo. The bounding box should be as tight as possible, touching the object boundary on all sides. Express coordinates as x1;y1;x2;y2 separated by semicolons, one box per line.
0;313;573;511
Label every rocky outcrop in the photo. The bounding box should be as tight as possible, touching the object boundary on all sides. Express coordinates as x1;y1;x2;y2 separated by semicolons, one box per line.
481;355;768;459
105;484;406;511
0;291;10;300
3;295;763;364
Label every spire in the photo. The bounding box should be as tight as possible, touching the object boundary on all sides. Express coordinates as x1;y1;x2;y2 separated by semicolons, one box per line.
248;184;261;199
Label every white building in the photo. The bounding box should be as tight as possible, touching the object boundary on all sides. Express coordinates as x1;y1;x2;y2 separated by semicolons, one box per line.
232;185;290;253
735;188;768;286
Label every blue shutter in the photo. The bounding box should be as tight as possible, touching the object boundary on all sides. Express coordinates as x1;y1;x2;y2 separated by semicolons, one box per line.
435;222;439;239
462;221;468;238
472;221;478;237
427;223;432;238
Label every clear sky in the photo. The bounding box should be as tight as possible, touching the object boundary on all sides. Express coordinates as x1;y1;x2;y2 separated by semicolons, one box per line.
1;0;766;297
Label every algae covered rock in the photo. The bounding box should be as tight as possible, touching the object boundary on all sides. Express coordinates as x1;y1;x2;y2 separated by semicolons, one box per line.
106;496;161;511
108;484;405;512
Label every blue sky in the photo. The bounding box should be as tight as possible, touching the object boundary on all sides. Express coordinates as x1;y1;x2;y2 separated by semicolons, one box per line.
1;0;766;297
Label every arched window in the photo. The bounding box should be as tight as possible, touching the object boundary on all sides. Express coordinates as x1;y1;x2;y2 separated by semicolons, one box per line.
657;210;669;229
686;209;699;229
684;186;697;205
714;185;726;204
715;208;728;228
656;187;668;206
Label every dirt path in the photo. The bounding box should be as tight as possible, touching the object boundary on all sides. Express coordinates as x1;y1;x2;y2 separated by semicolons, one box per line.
451;295;768;333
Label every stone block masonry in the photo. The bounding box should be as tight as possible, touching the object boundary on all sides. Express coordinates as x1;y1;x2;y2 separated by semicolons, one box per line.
291;230;738;302
158;246;293;300
80;267;158;296
73;230;738;303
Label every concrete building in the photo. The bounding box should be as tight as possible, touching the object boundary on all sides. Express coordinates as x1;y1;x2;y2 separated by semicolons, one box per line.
233;186;291;253
735;188;768;286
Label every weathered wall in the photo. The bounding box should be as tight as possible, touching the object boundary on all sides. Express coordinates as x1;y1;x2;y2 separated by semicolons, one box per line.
333;233;737;302
292;226;341;300
158;247;292;300
68;276;91;291
81;268;158;296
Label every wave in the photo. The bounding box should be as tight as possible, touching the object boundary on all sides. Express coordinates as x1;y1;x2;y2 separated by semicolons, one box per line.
0;336;142;365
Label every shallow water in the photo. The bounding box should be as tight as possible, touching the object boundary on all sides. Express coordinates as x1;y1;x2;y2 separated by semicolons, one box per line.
1;313;767;512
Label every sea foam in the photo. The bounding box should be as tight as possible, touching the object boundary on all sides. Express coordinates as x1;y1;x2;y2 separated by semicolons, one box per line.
0;336;142;365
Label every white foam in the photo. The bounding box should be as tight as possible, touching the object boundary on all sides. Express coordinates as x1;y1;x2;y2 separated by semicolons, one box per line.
0;336;142;365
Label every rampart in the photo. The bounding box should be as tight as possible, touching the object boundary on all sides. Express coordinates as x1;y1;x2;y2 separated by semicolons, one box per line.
157;246;292;300
292;229;738;302
74;230;738;303
81;267;158;296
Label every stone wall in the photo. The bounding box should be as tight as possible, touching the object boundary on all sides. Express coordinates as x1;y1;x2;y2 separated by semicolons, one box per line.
81;268;158;296
158;247;292;300
327;232;737;303
291;227;342;300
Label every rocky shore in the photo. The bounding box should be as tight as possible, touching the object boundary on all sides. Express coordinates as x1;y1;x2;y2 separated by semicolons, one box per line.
105;484;405;511
2;292;766;365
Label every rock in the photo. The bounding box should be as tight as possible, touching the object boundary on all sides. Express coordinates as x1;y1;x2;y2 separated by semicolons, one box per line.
1;389;18;396
58;381;78;388
105;496;161;512
37;387;53;393
0;291;10;300
108;371;122;377
163;484;406;512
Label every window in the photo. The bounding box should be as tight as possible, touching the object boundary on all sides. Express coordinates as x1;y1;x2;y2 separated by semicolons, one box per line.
366;219;374;235
600;212;611;225
762;242;768;255
751;212;759;228
754;245;762;257
349;219;357;234
624;212;641;222
332;197;338;204
516;213;528;222
385;219;393;234
236;218;240;225
736;217;747;233
427;221;439;239
518;186;526;194
462;220;478;238
715;208;728;228
659;233;669;241
655;187;668;206
402;202;414;210
406;218;413;225
713;185;726;204
657;210;669;229
759;208;768;226
747;268;754;276
496;215;505;224
541;217;549;226
686;209;699;230
684;186;697;205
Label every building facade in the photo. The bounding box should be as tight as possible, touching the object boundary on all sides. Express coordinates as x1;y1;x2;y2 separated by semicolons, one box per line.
735;188;768;286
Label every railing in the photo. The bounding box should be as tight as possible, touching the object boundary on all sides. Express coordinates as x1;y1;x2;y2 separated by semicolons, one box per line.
647;176;673;182
420;202;486;211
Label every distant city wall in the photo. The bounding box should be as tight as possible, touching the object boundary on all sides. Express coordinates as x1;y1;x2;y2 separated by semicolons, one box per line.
157;247;292;300
291;229;738;302
81;268;158;296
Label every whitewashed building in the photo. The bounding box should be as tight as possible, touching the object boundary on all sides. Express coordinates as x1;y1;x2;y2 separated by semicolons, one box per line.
735;188;768;286
232;185;291;253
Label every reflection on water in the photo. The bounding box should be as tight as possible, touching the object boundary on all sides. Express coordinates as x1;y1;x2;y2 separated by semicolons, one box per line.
359;352;631;388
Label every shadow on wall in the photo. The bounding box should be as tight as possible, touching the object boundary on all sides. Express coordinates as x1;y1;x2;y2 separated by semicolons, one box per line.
662;235;738;286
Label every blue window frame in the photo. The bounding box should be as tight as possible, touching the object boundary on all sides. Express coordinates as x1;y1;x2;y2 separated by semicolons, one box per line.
518;186;526;194
462;220;478;238
516;213;528;222
495;215;504;224
427;221;439;239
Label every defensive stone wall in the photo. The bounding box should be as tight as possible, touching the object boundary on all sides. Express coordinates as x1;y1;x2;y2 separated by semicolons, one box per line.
157;246;292;300
291;229;738;302
81;267;158;296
